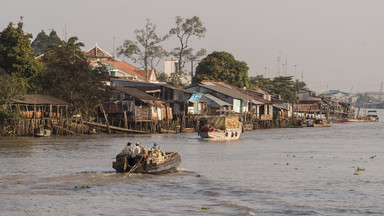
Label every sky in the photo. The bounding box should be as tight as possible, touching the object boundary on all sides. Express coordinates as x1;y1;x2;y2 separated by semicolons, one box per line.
1;0;384;94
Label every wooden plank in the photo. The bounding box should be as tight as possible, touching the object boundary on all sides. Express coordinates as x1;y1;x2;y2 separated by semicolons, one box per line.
84;122;149;134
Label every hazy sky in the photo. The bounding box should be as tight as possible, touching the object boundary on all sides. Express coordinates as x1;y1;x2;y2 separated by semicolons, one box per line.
2;0;384;93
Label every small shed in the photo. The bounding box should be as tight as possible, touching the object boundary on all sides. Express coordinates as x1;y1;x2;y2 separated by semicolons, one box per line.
10;94;68;119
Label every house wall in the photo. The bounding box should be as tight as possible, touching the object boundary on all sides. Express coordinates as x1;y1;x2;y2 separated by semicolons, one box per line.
260;104;273;120
233;99;241;113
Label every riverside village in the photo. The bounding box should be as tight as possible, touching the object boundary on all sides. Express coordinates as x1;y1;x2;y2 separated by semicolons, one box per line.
0;18;382;173
1;42;381;137
1;11;384;215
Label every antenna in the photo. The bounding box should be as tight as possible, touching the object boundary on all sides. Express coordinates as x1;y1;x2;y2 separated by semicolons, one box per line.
64;22;67;41
112;36;116;59
277;51;281;77
380;81;383;99
285;60;288;76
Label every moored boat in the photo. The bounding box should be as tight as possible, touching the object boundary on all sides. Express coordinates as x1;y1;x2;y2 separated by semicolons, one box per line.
112;145;181;174
198;116;242;141
34;128;51;137
308;119;332;127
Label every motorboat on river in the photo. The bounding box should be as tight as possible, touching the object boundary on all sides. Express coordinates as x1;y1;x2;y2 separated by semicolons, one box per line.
112;144;181;174
198;116;242;141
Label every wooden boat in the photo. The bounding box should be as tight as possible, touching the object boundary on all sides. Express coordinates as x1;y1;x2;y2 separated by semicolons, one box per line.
34;128;51;137
113;150;181;174
367;110;379;122
198;116;242;141
308;119;332;127
299;119;313;127
242;123;253;131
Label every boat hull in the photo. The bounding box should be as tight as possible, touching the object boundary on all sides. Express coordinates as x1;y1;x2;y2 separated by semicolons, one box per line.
199;127;242;141
113;152;181;174
34;128;51;137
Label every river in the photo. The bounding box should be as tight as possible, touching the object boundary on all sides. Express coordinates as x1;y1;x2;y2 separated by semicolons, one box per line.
1;110;383;215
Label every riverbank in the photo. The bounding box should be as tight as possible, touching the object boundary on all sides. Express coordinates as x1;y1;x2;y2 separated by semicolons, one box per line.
0;114;301;137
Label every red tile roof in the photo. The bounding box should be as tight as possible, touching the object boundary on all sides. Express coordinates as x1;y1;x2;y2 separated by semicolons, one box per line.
85;46;113;59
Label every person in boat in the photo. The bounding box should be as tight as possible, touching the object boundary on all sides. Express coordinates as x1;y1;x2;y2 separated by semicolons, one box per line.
151;143;160;152
132;142;141;158
209;124;217;132
122;142;134;155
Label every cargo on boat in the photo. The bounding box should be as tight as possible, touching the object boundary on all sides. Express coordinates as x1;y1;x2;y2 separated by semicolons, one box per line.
112;143;181;174
198;116;242;141
308;119;332;127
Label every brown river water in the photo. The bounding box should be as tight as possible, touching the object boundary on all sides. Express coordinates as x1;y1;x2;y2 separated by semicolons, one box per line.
1;110;384;215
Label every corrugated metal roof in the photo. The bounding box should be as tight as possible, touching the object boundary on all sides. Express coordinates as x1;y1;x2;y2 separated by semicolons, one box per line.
114;87;161;101
199;83;249;100
199;82;272;104
235;87;272;104
10;94;68;105
250;99;264;105
203;94;232;107
161;84;195;94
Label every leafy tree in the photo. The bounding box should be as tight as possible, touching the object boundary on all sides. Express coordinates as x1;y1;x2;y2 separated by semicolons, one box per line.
169;16;207;73
272;76;297;102
40;36;111;118
293;79;307;93
250;75;274;93
31;29;62;56
250;75;308;103
193;51;251;88
0;20;42;92
0;69;26;105
118;19;169;80
48;29;62;47
157;72;188;86
0;69;26;136
31;30;49;56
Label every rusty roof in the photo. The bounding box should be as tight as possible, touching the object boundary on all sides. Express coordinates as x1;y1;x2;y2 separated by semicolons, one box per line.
10;94;68;105
105;59;147;81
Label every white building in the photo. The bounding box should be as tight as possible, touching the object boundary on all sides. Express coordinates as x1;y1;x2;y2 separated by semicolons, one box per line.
164;60;178;76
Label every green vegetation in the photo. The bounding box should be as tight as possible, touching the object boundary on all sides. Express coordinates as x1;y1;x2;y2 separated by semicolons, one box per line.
75;185;91;189
0;19;37;135
250;75;307;103
31;29;62;56
0;19;42;92
39;36;111;117
193;51;251;88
